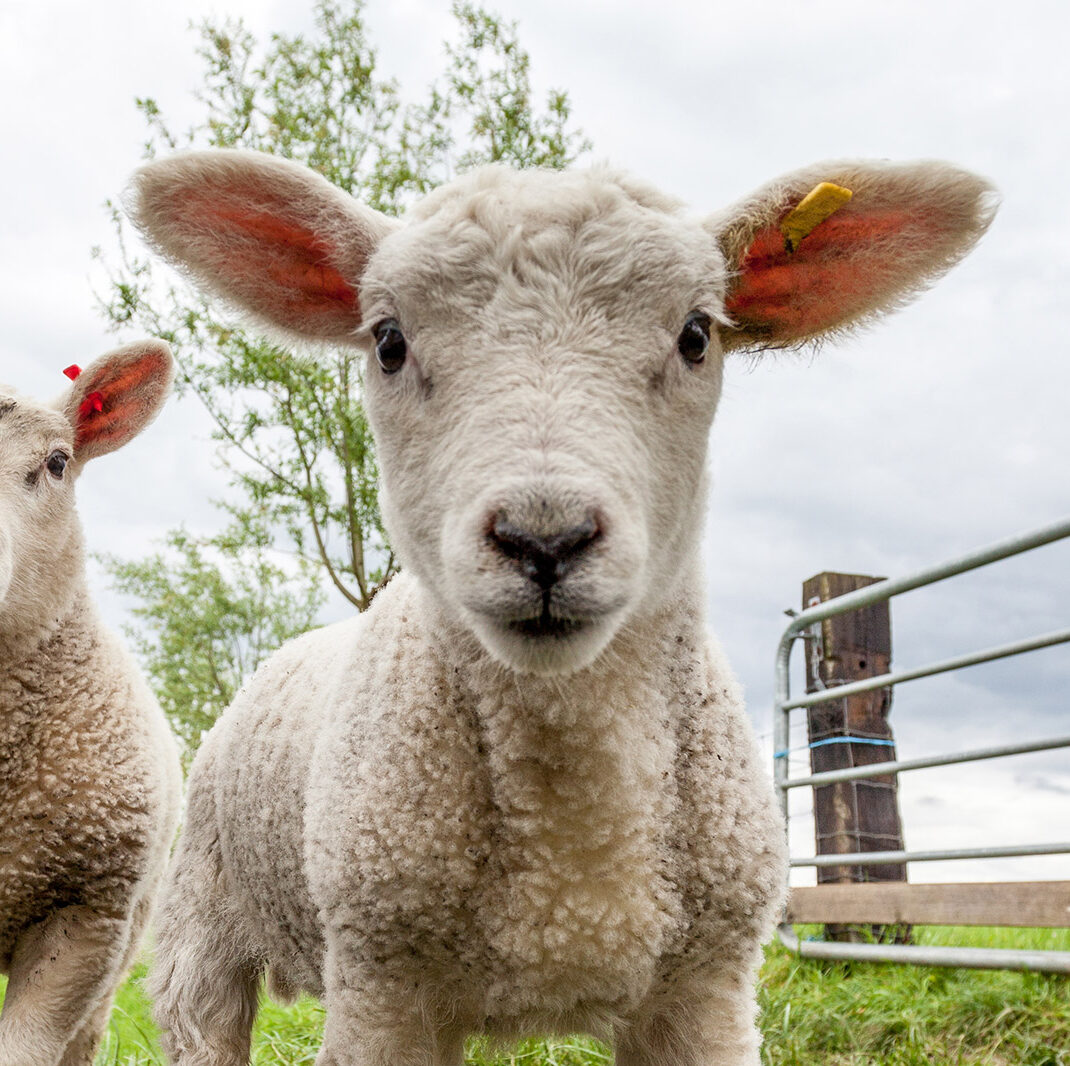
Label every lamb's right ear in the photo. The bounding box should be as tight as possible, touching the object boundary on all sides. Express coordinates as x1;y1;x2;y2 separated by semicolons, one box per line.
126;150;399;343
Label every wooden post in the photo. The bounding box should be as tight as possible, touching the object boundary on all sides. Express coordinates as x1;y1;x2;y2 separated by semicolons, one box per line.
802;571;910;943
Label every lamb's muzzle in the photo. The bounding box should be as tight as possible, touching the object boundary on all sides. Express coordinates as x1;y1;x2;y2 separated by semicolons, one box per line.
485;507;605;641
488;512;602;591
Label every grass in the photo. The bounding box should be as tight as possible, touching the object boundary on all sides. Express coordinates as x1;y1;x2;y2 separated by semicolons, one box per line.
1;927;1065;1064
757;926;1070;1065
94;964;330;1064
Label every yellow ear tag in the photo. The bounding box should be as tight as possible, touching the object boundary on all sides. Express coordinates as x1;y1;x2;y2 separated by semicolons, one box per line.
780;182;853;253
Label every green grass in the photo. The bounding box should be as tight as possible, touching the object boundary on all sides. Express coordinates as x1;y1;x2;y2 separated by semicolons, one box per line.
2;927;1065;1064
92;962;330;1064
757;926;1070;1065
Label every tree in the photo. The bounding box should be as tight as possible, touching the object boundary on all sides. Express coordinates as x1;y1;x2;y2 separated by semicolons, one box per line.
103;526;324;768
96;0;589;760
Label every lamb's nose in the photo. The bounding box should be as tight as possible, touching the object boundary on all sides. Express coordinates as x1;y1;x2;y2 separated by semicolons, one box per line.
489;515;601;590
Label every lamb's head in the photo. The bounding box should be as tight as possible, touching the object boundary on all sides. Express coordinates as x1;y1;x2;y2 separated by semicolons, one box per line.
128;151;995;675
0;341;173;638
362;167;733;674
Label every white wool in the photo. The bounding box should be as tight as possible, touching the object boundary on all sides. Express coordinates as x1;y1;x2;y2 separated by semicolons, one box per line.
0;342;181;1066
130;150;995;1065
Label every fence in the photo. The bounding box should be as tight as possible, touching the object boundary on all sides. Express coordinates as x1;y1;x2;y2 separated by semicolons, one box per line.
772;515;1070;972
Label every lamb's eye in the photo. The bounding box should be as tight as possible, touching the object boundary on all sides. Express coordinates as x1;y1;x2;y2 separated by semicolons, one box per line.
677;312;712;365
373;319;407;375
46;451;69;479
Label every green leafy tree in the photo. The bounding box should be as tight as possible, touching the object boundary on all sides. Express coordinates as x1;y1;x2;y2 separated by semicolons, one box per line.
96;0;588;761
103;526;324;768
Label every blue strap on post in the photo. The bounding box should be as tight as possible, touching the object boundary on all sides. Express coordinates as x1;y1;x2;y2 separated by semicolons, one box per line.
773;736;897;760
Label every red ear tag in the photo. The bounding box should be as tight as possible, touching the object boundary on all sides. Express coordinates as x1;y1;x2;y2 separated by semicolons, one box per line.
78;392;104;420
63;365;82;380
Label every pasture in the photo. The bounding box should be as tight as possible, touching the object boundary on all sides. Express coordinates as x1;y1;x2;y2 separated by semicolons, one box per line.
64;926;1068;1064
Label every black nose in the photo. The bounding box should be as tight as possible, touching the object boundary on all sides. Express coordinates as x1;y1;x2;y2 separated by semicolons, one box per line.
489;514;601;590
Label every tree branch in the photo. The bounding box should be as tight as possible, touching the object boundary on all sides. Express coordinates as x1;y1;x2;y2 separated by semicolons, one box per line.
282;390;366;609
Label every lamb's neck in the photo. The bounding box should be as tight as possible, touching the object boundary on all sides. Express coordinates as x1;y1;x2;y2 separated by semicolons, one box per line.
0;585;97;679
0;596;101;784
421;583;701;975
0;531;87;666
429;579;707;757
470;645;680;852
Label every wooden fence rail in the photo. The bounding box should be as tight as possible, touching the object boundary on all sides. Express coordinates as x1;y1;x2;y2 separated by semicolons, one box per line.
787;881;1070;928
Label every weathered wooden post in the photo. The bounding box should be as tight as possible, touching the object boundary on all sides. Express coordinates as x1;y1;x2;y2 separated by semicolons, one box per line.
802;571;910;943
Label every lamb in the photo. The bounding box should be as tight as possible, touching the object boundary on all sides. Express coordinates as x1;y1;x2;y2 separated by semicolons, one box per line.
129;150;996;1066
0;340;182;1066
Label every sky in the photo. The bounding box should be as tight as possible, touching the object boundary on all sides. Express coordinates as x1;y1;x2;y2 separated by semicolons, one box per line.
1;0;1067;888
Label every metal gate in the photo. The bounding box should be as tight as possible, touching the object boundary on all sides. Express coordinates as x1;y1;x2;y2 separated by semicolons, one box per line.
772;515;1070;972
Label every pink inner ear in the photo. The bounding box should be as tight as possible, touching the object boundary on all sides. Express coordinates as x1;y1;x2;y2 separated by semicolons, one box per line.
74;350;169;451
196;196;359;315
725;209;926;341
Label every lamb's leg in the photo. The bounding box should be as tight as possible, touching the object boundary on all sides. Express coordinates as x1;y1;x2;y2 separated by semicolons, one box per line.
614;972;763;1066
56;998;113;1066
315;957;465;1066
149;845;261;1066
59;893;156;1066
316;1011;465;1066
0;905;130;1066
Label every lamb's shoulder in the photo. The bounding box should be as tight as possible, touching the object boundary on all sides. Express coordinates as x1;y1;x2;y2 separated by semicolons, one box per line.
664;632;787;973
207;601;375;783
207;605;373;829
301;574;486;936
203;589;389;986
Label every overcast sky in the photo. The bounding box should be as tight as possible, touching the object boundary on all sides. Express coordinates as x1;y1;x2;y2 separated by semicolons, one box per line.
2;0;1067;886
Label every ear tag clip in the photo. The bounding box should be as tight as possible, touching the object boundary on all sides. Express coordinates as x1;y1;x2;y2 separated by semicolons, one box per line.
78;392;104;420
63;365;82;380
781;182;853;253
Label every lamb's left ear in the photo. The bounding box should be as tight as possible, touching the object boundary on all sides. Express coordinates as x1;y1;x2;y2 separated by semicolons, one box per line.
62;339;174;462
708;160;998;352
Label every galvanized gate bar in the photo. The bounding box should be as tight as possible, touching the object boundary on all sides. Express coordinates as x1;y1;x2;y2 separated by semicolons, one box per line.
792;842;1070;868
781;628;1070;712
779;514;1070;646
772;515;1070;972
777;923;1070;974
784;733;1070;790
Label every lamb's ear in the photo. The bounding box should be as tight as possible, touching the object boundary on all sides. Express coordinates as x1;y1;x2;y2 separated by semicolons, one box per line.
62;340;174;462
707;160;998;352
125;150;398;343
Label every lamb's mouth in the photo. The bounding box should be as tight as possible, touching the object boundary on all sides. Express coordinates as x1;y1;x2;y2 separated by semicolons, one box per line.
506;612;589;639
471;598;623;673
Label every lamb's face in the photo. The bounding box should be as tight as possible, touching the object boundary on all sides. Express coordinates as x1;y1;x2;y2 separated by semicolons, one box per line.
0;392;79;616
360;170;728;675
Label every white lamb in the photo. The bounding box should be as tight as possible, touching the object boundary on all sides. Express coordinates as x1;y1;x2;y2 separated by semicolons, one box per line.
129;151;995;1066
0;340;182;1066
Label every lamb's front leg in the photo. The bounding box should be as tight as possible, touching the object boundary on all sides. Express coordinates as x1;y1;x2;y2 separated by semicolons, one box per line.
58;893;157;1066
315;945;467;1066
0;905;132;1066
614;971;764;1066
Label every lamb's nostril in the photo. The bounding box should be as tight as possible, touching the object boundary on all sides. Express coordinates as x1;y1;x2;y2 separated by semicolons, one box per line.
489;514;601;590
